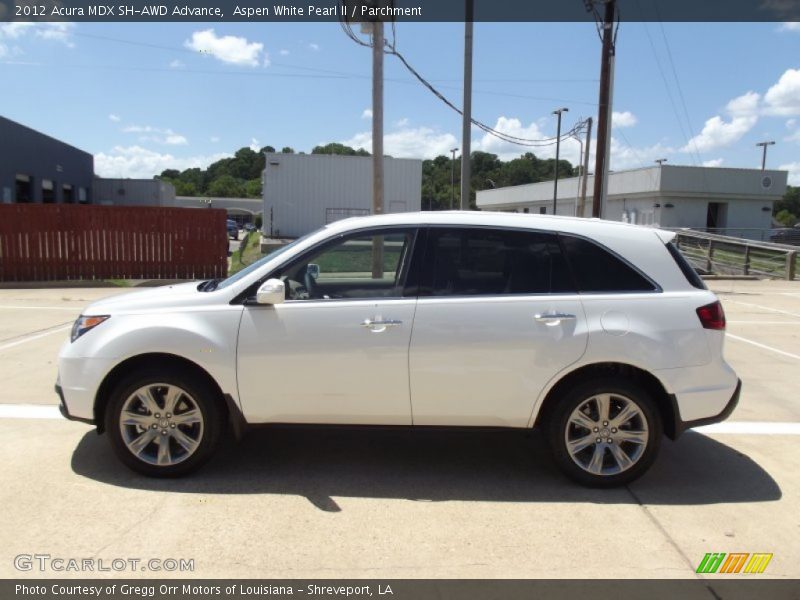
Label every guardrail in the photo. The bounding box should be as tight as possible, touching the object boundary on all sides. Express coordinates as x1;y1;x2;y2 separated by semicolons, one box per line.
672;229;798;281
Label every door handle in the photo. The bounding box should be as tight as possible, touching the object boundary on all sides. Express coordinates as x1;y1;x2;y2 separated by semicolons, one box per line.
361;318;403;332
534;312;576;324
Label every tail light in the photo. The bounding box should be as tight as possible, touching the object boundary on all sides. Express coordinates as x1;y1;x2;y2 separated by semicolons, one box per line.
696;301;726;330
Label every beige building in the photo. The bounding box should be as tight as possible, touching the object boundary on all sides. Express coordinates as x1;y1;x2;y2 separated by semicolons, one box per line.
476;165;787;240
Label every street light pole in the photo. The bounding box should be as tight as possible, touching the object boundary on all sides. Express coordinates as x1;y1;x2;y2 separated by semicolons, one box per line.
552;107;569;215
450;147;458;209
756;141;775;171
655;158;667;165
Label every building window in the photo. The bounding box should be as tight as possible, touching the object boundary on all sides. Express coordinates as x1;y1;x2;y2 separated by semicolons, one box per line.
62;185;74;204
539;207;547;214
42;179;55;203
523;208;530;213
78;187;88;203
15;174;33;203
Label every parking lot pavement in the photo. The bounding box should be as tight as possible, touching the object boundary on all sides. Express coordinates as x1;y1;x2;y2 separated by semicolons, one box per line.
0;280;798;579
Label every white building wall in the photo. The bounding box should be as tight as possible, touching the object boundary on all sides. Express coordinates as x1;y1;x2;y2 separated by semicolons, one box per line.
263;153;422;238
93;178;176;207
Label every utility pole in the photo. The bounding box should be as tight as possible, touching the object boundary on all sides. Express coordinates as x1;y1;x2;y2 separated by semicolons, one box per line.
450;147;458;209
371;19;384;278
579;117;592;218
756;141;775;171
592;0;616;219
552;107;569;214
460;0;474;211
655;158;668;165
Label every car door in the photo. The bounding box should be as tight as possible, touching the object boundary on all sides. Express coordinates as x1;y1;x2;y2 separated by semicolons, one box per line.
409;226;588;427
237;227;419;425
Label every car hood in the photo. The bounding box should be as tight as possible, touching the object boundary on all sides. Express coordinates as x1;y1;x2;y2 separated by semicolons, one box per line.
83;281;214;315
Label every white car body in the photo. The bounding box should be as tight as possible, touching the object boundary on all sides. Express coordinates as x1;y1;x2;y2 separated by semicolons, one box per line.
57;212;740;482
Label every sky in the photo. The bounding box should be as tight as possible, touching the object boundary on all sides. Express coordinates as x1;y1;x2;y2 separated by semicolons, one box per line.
1;20;799;184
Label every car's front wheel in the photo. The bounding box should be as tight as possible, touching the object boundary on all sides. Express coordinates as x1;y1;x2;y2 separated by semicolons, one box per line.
546;378;662;487
105;369;222;477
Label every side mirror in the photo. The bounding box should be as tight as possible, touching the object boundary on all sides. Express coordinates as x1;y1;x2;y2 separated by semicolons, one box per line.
307;263;320;280
255;279;285;305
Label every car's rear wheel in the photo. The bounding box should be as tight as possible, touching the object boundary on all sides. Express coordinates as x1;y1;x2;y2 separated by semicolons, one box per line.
105;369;222;477
546;378;662;487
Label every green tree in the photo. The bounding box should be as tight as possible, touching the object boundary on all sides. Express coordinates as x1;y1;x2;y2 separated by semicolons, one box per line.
281;147;295;154
312;143;370;156
245;178;262;198
774;185;799;224
207;175;246;198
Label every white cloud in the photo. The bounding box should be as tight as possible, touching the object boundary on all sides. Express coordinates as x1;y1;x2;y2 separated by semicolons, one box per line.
779;161;800;185
764;68;800;116
309;43;320;51
184;29;263;67
779;22;800;31
94;146;232;179
361;109;372;120
612;111;638;128
279;49;290;56
787;118;797;129
472;117;583;163
609;137;676;171
169;59;185;69
249;138;260;152
108;114;121;122
341;126;458;159
702;158;725;167
394;117;410;128
122;124;188;146
262;52;271;67
681;92;760;153
210;136;220;143
0;22;75;47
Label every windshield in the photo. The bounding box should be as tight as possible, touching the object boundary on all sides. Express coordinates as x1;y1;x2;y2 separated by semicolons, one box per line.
214;230;321;291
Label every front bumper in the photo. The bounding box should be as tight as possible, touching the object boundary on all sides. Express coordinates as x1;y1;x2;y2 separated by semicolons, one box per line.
671;378;741;438
55;382;95;425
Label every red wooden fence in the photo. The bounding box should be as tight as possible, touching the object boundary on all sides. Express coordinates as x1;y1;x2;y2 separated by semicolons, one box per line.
0;204;229;281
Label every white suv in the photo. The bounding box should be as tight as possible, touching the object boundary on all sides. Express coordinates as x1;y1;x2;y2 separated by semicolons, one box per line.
57;212;740;486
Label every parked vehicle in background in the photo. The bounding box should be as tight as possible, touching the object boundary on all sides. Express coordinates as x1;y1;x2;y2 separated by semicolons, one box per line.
56;212;740;487
769;225;800;246
227;219;239;240
244;223;256;232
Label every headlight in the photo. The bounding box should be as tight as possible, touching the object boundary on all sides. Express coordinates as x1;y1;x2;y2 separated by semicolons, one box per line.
71;315;110;343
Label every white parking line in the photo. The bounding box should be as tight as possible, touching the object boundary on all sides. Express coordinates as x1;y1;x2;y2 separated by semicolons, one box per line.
0;405;62;419
0;305;80;311
695;421;800;435
0;325;71;352
0;404;799;437
728;320;800;325
726;333;800;362
724;299;800;319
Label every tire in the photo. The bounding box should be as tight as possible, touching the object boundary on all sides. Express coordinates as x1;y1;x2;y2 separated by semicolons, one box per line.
545;378;662;487
105;368;223;477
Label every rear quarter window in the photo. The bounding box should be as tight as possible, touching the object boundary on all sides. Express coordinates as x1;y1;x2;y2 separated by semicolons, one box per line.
666;241;707;290
559;234;657;293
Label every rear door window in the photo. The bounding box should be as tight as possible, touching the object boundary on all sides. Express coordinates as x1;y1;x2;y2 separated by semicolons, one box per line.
422;227;575;296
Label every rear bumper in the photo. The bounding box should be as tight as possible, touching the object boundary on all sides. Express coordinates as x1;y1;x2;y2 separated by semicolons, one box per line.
671;378;741;438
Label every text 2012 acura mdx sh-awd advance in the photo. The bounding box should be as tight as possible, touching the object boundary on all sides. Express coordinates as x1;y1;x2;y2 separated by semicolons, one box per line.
57;212;740;486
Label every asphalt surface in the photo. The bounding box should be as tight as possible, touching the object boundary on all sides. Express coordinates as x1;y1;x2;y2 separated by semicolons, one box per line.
0;280;797;579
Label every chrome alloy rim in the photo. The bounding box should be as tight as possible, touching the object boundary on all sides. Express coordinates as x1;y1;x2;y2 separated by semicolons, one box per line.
564;393;649;476
119;383;204;466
